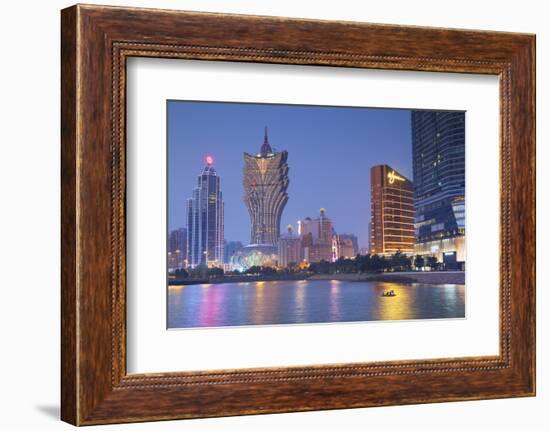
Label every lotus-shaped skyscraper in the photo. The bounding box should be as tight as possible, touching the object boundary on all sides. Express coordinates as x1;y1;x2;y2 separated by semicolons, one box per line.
243;128;289;246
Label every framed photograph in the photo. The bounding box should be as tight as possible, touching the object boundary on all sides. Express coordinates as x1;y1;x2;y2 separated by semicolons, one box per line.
61;4;535;425
165;102;467;330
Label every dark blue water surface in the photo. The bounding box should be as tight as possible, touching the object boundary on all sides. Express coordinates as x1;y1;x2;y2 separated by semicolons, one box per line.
167;279;465;329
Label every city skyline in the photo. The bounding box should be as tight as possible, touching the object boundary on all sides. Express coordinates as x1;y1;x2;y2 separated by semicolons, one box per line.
167;101;466;328
168;100;414;249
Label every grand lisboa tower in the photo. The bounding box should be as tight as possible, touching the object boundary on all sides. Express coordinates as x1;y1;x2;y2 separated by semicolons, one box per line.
243;127;289;246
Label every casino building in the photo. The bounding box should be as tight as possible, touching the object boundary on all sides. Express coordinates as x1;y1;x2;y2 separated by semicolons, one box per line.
411;111;465;267
243;127;289;246
369;165;415;255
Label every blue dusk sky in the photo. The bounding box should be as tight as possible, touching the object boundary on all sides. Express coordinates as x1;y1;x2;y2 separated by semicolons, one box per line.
168;100;413;249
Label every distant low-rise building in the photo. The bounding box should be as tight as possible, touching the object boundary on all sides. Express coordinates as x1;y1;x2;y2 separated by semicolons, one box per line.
168;227;187;272
224;240;243;264
231;244;278;271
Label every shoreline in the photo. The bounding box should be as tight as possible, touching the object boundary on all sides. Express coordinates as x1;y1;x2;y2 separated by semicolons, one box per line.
308;271;465;285
168;273;309;286
169;271;465;286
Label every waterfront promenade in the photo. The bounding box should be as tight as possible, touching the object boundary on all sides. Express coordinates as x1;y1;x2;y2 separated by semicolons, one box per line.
308;271;465;285
169;271;465;286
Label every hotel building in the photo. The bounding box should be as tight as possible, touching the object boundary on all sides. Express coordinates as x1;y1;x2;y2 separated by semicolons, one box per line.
370;165;415;255
186;157;224;268
243;128;289;245
411;111;465;266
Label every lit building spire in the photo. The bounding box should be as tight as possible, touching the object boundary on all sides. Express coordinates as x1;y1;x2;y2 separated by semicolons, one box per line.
260;126;273;157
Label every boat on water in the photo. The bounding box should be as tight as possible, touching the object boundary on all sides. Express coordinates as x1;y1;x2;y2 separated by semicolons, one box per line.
381;290;397;297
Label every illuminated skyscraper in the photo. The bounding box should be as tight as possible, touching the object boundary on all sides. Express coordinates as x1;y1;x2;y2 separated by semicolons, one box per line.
186;156;224;268
411;111;465;265
370;165;415;255
243;128;289;245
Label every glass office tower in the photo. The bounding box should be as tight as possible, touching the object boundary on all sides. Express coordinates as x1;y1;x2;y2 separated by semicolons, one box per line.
411;111;465;266
186;157;225;268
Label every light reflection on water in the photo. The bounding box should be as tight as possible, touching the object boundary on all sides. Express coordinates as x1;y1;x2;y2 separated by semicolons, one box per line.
167;279;465;329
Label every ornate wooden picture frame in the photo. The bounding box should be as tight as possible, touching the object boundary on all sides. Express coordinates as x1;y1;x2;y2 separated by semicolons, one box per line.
61;4;535;425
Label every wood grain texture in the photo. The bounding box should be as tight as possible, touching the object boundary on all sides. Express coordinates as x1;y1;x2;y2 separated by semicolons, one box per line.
60;5;78;425
60;4;536;425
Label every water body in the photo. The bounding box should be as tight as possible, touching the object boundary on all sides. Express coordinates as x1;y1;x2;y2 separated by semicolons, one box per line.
167;279;465;329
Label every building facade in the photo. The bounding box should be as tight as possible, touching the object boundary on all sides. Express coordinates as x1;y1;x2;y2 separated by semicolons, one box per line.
277;225;303;268
334;233;359;259
186;157;224;268
243;128;289;245
299;208;335;263
230;244;278;271
370;165;415;255
168;227;187;272
411;111;465;264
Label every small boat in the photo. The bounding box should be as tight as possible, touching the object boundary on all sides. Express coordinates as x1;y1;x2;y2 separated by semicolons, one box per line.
382;290;397;297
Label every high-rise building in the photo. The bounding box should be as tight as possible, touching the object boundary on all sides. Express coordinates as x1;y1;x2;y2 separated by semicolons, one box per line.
168;228;187;271
370;165;415;255
243;128;289;245
186;156;224;268
300;208;335;263
277;225;303;268
334;233;359;259
411;111;465;265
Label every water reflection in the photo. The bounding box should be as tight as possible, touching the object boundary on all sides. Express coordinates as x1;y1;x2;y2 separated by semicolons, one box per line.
376;283;414;321
329;280;341;321
167;279;465;329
